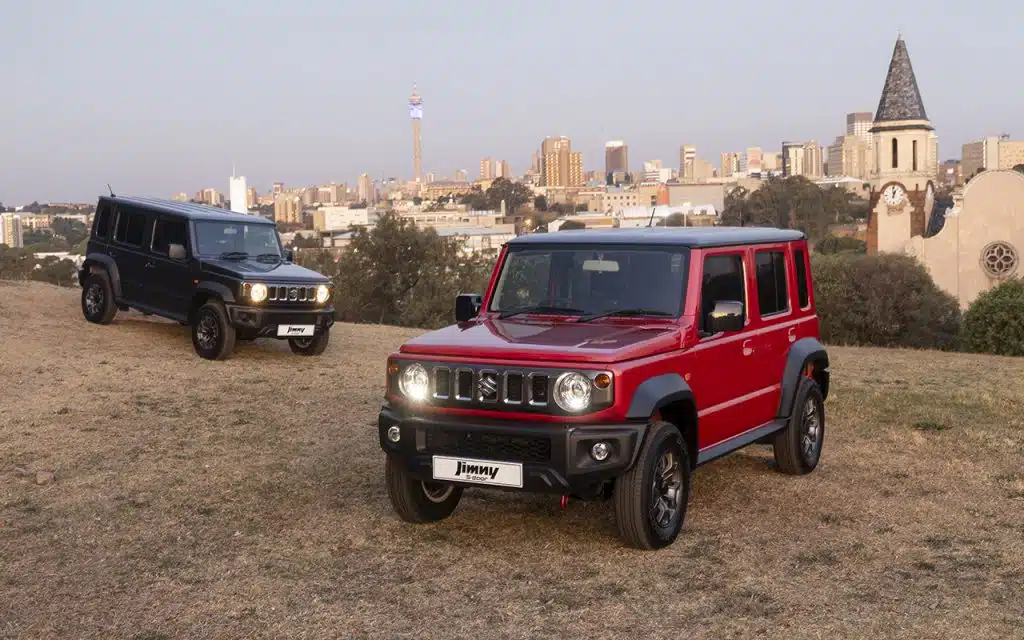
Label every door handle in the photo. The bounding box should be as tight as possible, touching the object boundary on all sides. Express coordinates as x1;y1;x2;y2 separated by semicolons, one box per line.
788;327;797;343
742;339;754;356
145;261;155;269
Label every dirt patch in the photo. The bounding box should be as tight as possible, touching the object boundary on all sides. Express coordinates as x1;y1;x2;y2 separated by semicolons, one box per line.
2;283;1023;638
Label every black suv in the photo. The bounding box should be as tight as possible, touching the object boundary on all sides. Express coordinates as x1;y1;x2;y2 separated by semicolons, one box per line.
78;195;335;360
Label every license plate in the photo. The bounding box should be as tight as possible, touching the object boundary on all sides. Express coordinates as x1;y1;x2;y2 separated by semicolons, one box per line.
432;455;523;488
277;325;315;337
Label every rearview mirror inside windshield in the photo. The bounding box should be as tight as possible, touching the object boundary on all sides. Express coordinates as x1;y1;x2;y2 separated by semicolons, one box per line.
582;259;620;273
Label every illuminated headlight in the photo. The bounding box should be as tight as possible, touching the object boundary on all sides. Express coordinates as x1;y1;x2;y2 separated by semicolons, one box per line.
399;363;430;402
554;372;592;413
316;284;331;304
249;283;268;303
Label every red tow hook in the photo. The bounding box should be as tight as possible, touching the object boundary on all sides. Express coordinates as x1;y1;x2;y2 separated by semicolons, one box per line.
560;495;569;509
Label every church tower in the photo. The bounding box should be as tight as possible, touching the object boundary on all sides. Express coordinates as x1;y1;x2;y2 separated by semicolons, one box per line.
867;36;938;255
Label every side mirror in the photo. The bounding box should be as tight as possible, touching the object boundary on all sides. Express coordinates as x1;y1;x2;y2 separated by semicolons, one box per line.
708;300;744;334
168;243;187;261
455;293;483;322
284;248;295;262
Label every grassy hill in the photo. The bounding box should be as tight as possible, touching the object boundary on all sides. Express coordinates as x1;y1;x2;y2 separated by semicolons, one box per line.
1;280;1023;639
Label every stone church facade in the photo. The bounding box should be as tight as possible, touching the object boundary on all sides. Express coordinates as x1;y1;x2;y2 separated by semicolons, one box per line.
866;37;1023;308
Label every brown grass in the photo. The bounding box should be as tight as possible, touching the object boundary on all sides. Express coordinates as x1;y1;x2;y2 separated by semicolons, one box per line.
2;280;1023;639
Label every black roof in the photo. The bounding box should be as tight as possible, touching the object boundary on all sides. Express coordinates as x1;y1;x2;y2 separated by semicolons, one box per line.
99;195;274;224
873;37;929;123
508;227;806;248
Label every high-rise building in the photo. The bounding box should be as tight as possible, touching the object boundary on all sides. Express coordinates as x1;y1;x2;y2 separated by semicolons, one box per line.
739;148;762;175
605;141;628;176
273;194;301;225
409;84;423;182
229;170;248;214
541;136;584;187
827;135;872;178
962;135;1024;179
479;157;495;180
424;172;436;184
847;112;874;141
246;187;259;208
454;169;469;182
272;182;284;196
679;145;697;181
497;160;511;179
171;193;189;202
781;142;824;178
357;173;376;204
197;188;224;207
720;152;740;178
0;213;24;248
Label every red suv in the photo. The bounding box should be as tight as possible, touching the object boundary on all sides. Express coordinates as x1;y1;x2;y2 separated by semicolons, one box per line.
378;227;829;549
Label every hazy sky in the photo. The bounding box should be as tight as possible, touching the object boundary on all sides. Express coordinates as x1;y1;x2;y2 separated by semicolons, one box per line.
1;0;1021;204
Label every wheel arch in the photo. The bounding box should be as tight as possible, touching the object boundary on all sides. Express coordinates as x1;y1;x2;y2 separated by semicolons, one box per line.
80;253;122;298
626;373;699;470
188;282;234;324
778;338;830;419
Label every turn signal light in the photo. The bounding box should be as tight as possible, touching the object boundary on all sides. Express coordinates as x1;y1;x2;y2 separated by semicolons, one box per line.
594;373;612;389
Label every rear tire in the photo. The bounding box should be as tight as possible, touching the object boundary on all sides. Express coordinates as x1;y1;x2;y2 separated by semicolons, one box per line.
81;273;117;324
289;327;330;356
191;300;235;360
385;455;463;523
614;421;691;550
772;377;825;475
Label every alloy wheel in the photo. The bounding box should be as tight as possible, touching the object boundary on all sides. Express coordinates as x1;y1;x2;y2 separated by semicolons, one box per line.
84;284;103;316
649;449;682;529
421;481;454;503
196;313;220;351
801;397;822;462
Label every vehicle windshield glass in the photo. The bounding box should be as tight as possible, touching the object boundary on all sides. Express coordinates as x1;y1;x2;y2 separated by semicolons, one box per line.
194;221;282;258
489;245;689;318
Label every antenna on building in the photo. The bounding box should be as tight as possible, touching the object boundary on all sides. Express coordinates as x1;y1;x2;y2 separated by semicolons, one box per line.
646;195;658;227
107;184;116;197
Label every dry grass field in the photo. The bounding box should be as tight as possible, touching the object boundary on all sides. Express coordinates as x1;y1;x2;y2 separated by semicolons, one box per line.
1;280;1023;639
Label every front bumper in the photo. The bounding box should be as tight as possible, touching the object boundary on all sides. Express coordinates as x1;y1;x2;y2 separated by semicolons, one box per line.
226;304;335;338
378;405;648;495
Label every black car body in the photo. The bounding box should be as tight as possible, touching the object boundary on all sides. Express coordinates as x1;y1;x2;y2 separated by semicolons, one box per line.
78;195;335;359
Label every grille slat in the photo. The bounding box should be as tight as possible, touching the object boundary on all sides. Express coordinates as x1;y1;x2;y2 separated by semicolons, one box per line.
529;374;549;406
265;284;317;304
504;372;523;404
426;429;551;463
455;369;473;401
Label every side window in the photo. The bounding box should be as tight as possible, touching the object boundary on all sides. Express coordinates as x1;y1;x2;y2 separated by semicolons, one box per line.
755;250;789;316
794;248;810;309
699;253;745;332
152;217;189;257
113;208;147;247
93;202;112;240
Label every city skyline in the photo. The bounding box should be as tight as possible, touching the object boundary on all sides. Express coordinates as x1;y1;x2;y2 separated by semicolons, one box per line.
2;0;1022;203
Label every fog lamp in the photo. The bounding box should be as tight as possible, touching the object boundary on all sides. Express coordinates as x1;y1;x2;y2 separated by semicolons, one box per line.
591;441;611;461
387;426;401;443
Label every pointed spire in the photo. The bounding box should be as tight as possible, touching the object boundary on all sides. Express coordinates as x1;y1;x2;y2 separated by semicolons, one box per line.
874;36;928;123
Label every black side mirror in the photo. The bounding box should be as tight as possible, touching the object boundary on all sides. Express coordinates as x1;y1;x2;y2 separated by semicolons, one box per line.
284;248;295;262
708;300;744;334
168;243;187;261
455;293;483;322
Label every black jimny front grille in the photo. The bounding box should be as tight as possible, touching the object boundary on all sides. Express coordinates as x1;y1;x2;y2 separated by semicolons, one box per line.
267;285;317;303
426;428;552;464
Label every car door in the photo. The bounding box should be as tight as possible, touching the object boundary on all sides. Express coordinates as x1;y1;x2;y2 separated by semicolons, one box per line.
687;249;767;448
750;244;796;420
144;215;193;319
109;205;151;304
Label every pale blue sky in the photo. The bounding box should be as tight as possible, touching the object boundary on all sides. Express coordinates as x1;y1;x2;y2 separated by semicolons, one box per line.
1;0;1021;204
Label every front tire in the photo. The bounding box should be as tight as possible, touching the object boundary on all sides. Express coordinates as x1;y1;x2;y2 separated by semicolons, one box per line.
191;300;236;360
614;421;692;550
81;273;117;324
772;377;825;475
288;328;330;356
385;455;463;523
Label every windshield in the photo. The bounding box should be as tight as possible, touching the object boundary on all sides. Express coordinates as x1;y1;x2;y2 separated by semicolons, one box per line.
194;221;283;259
489;245;689;319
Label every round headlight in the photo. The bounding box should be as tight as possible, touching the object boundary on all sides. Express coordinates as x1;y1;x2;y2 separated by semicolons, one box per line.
554;372;592;413
316;284;330;304
250;283;268;303
399;363;430;402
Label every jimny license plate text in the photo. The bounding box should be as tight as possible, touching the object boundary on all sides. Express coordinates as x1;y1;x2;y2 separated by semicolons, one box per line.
432;456;523;488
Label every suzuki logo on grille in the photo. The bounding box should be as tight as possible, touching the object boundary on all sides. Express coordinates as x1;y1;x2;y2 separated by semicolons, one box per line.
477;372;498;402
288;287;298;301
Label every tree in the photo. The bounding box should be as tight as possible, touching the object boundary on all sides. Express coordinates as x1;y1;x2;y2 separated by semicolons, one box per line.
558;220;586;231
350;201;368;209
459;186;489;210
52;217;88;246
720;186;750;226
412;197;423;206
533;195;548;212
484;178;532;214
1013;164;1024;174
291;234;322;249
657;213;687;227
606;173;614;186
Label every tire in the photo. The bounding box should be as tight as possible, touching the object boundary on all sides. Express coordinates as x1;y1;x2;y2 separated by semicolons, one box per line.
81;272;117;324
288;327;330;356
385;455;463;524
614;421;692;550
772;377;826;475
191;300;236;360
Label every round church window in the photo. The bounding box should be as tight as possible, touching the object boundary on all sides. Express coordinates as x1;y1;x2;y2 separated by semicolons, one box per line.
980;242;1019;279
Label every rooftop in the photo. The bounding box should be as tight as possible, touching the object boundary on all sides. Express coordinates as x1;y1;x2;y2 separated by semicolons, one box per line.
873;36;929;124
100;196;274;224
508;226;805;248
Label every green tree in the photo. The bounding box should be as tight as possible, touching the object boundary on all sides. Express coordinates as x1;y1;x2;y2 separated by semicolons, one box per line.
962;279;1024;356
533;195;548;212
1013;164;1024;174
459;187;489;210
412;196;423;205
606;173;614;186
485;178;532;214
720;186;750;226
52;217;88;246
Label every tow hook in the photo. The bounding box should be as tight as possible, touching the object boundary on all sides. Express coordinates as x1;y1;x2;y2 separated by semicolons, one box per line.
560;494;569;509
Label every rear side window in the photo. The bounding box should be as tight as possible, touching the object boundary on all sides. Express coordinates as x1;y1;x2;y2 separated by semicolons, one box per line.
152;217;189;256
699;253;745;332
114;209;146;246
93;202;112;240
794;248;810;309
755;250;788;316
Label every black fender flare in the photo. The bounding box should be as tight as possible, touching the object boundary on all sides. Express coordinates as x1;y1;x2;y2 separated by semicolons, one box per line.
626;373;695;420
777;337;830;419
80;253;123;298
190;282;236;318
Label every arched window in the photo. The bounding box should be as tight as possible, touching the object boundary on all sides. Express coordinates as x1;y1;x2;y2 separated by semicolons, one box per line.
892;138;898;169
912;140;918;171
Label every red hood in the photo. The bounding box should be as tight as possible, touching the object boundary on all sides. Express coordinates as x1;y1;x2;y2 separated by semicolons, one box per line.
398;318;681;364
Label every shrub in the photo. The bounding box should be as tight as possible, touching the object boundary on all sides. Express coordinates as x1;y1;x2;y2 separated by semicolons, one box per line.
812;253;961;350
814;235;866;255
961;278;1024;356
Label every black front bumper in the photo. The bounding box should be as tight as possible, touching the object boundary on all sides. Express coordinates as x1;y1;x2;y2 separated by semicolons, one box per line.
226;304;335;338
378;405;648;495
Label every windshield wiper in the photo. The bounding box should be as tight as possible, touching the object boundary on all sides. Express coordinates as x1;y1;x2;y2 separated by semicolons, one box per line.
255;253;282;263
498;305;583;319
577;308;675;323
218;251;250;260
